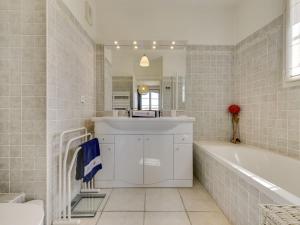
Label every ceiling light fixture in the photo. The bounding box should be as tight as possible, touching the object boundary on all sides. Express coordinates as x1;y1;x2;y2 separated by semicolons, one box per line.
114;41;118;45
116;45;120;49
170;46;174;50
133;41;137;45
153;41;157;45
140;54;150;67
134;45;138;49
172;41;176;45
152;46;156;49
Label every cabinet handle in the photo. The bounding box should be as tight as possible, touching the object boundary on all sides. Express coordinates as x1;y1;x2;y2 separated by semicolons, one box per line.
182;138;185;141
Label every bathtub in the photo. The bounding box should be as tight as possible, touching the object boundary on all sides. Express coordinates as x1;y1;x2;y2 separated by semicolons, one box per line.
194;141;300;225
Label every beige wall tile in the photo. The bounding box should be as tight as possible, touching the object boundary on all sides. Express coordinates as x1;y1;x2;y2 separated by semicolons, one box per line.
233;16;300;159
0;0;47;212
47;0;96;222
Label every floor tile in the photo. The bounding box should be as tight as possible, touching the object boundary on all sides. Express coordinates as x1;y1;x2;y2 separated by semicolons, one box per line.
145;188;185;211
104;188;145;211
97;212;144;225
144;212;190;225
188;212;231;225
97;189;112;211
75;180;230;225
179;188;220;212
179;186;212;201
79;211;102;225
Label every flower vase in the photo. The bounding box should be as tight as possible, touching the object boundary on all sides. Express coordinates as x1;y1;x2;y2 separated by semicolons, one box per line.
231;113;240;144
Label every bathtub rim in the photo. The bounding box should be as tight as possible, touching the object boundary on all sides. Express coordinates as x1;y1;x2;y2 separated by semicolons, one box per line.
194;141;300;205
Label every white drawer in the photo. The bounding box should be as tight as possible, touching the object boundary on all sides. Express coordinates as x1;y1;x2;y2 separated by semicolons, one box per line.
174;134;193;144
97;135;114;144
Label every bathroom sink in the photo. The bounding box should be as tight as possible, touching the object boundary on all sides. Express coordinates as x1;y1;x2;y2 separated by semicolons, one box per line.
92;117;195;131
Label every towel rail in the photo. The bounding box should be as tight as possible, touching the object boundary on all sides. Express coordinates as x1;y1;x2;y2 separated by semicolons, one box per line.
67;147;82;222
62;133;92;219
58;127;87;220
53;128;92;225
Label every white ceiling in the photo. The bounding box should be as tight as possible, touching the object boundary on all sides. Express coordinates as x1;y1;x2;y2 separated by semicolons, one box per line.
95;0;239;45
63;0;283;45
97;0;240;9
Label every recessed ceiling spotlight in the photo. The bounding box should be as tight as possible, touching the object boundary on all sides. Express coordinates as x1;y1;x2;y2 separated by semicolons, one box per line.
152;46;156;49
170;46;174;50
114;41;118;45
134;45;138;49
172;41;176;45
116;45;120;49
133;41;137;45
153;41;157;45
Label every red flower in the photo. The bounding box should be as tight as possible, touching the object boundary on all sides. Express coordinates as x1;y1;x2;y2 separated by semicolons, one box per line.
228;104;240;114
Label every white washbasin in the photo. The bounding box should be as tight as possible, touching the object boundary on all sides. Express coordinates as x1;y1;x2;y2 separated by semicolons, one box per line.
92;116;195;131
0;203;44;225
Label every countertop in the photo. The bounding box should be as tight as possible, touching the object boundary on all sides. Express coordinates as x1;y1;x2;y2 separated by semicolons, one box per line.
92;116;195;122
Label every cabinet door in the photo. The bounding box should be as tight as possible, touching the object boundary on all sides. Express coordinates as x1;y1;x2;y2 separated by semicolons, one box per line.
115;135;143;185
174;144;193;180
144;135;173;184
95;144;114;181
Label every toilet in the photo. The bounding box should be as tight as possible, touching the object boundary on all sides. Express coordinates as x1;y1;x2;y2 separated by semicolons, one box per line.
0;201;44;225
26;199;44;207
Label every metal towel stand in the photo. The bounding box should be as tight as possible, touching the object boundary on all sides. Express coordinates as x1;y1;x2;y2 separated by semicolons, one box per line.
53;127;95;225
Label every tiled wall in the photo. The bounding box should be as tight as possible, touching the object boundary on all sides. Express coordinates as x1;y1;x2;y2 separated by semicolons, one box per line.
233;16;300;159
0;0;47;201
47;0;96;222
194;145;277;225
185;46;234;141
192;15;300;225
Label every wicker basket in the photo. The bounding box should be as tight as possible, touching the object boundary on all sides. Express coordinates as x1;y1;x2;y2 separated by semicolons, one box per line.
260;205;300;225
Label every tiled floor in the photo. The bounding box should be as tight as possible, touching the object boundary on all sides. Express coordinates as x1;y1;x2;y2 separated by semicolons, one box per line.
79;179;231;225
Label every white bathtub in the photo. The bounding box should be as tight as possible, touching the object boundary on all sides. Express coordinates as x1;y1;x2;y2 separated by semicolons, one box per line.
194;141;300;225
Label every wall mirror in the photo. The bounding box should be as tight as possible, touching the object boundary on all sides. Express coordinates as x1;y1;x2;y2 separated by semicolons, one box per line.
103;45;186;112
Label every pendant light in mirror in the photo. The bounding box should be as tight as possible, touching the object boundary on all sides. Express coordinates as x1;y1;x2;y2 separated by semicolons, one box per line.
140;54;150;67
138;85;149;95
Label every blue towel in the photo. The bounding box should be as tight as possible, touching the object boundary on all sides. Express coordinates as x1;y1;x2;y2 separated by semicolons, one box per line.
76;138;102;183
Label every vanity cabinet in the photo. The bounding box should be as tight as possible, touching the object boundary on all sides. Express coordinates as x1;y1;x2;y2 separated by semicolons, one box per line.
92;117;195;188
95;144;115;180
115;135;143;185
114;135;174;185
174;144;193;180
143;135;173;184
